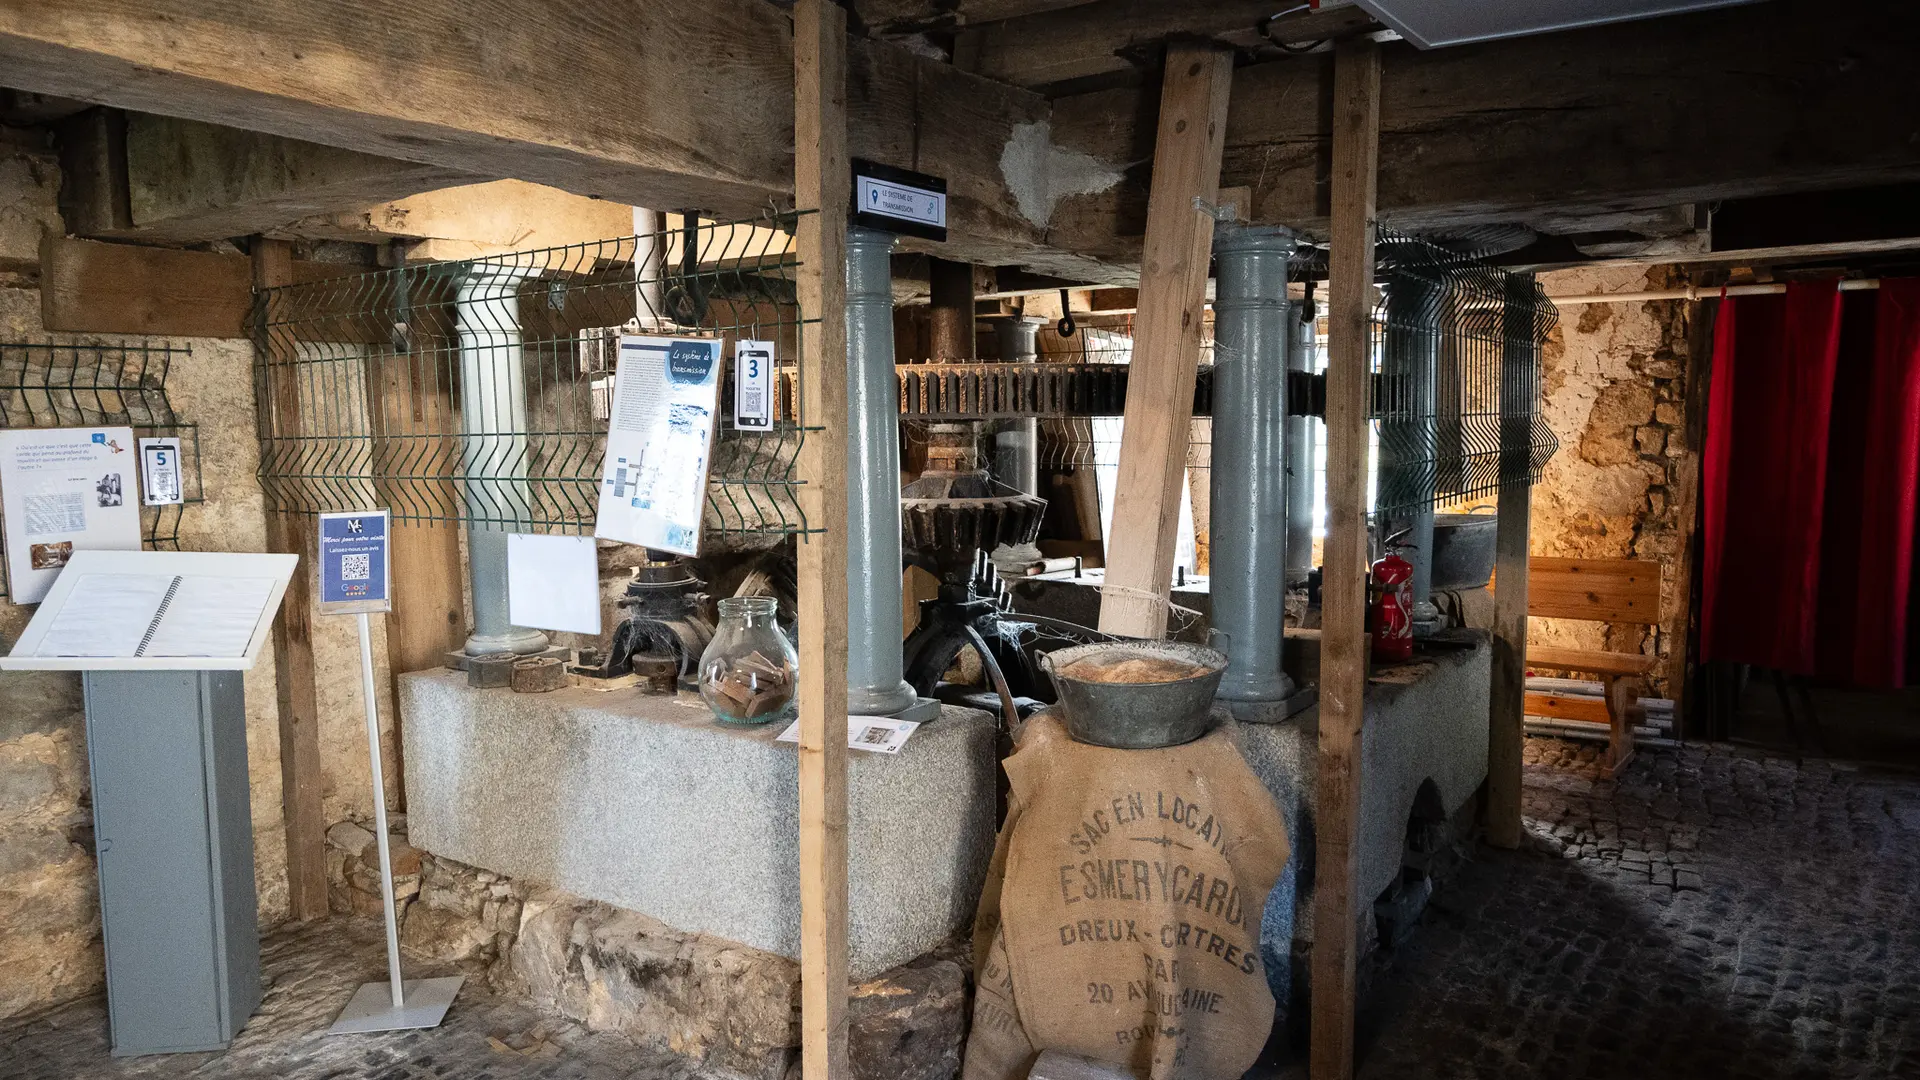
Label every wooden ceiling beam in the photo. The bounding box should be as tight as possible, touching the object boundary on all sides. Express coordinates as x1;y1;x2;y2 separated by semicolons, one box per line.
974;0;1377;93
1046;0;1920;262
6;0;1915;281
60;109;471;243
0;0;1118;277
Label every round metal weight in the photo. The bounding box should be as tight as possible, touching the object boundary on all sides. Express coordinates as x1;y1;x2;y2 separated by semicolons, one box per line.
511;656;567;693
467;652;519;689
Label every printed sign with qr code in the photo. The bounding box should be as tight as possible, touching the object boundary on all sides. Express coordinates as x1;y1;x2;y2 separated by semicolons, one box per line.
857;725;892;746
733;340;775;430
317;509;391;614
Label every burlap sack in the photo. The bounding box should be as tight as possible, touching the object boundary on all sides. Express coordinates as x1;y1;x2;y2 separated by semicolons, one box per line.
963;711;1288;1080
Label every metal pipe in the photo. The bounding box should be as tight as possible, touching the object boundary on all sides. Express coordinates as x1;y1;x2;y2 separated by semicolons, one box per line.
633;208;664;326
846;227;918;715
457;265;549;656
1549;279;1880;306
1382;272;1443;636
1285;296;1317;586
993;316;1044;495
1210;224;1296;703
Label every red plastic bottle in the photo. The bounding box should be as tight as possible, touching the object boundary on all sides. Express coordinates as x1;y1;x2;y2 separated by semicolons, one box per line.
1370;550;1415;664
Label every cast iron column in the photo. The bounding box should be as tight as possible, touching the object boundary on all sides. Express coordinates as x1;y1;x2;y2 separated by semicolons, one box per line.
1286;297;1318;586
1210;224;1297;703
846;228;918;715
457;264;549;656
993;315;1044;495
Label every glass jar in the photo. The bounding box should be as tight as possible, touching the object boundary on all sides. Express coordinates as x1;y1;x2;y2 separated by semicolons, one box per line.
697;596;798;725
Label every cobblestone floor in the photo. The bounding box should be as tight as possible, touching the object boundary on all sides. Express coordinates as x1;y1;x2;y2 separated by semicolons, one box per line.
1352;738;1920;1080
0;919;709;1080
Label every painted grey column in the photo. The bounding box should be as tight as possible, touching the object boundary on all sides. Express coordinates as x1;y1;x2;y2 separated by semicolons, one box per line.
993;316;1044;495
1286;300;1318;586
1210;225;1296;703
457;265;549;656
845;228;918;715
1383;272;1443;635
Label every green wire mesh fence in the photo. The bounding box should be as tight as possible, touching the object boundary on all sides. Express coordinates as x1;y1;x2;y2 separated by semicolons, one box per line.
251;213;812;545
1371;229;1559;517
0;339;204;598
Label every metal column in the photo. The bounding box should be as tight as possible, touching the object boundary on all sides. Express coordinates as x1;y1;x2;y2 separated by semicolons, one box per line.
1382;271;1443;635
993;316;1044;495
845;228;918;715
1210;225;1297;703
457;265;549;656
1286;298;1318;586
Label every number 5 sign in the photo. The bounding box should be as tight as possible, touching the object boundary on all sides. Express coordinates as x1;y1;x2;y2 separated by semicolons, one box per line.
734;340;774;430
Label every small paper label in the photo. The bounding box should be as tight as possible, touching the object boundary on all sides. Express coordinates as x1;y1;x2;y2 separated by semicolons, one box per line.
777;715;921;755
138;437;183;505
734;340;775;430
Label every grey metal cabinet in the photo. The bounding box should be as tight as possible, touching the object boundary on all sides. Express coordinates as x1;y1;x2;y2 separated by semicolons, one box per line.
83;670;262;1055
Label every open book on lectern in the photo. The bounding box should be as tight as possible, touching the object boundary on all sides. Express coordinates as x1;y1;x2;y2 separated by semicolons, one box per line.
0;549;298;671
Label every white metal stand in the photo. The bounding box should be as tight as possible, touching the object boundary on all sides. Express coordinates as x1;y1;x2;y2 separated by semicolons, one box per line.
328;612;463;1034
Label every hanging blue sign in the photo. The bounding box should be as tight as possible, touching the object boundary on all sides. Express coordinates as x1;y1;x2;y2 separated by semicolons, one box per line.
317;509;391;614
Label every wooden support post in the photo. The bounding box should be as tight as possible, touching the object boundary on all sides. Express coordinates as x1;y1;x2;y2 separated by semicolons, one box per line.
1310;37;1380;1080
253;236;328;920
795;3;853;1080
1486;271;1539;850
1096;42;1233;639
368;266;465;680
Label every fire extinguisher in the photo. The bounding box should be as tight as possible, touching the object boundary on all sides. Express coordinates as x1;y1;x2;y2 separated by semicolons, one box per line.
1370;529;1415;664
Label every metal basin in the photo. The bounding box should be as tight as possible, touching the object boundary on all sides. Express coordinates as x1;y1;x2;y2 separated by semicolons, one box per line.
1039;641;1228;749
1431;513;1498;591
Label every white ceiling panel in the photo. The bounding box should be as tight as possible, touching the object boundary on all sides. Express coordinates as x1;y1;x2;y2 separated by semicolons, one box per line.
1356;0;1765;48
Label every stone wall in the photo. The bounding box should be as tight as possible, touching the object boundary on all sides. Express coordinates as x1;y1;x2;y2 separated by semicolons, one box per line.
328;828;969;1080
1531;264;1699;694
0;137;299;1020
0;136;408;1022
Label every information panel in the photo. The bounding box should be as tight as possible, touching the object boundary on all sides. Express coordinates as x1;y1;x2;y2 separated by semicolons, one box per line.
0;426;143;604
593;335;723;555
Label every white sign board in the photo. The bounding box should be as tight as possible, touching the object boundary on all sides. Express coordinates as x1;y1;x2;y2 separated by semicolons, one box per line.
138;437;184;505
507;533;601;635
592;335;723;555
0;427;143;604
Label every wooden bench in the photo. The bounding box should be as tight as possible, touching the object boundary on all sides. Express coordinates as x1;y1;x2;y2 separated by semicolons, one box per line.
1524;557;1663;777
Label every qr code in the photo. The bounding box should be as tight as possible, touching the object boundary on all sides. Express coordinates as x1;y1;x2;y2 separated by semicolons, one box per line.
341;553;371;581
856;725;892;746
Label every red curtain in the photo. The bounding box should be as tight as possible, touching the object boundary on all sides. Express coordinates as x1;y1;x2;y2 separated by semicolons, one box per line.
1700;280;1843;675
1817;280;1920;686
1701;278;1920;685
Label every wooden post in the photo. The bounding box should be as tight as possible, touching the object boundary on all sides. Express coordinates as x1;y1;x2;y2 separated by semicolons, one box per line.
795;3;853;1080
1486;271;1539;850
1096;42;1232;639
368;265;465;678
253;236;328;920
1310;37;1380;1080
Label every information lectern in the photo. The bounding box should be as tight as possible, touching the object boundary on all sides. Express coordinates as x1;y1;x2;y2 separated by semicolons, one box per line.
0;549;297;1055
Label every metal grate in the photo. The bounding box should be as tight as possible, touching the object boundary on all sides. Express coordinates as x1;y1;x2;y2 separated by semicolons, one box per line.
1371;228;1558;516
0;339;204;598
251;213;814;544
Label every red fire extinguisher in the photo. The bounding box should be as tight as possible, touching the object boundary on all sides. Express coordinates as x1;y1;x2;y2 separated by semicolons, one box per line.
1370;532;1415;664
